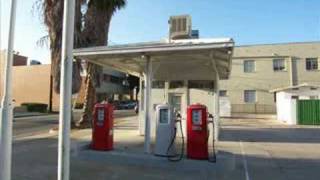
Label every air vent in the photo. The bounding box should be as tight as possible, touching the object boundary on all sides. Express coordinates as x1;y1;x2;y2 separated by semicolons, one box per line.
169;15;192;40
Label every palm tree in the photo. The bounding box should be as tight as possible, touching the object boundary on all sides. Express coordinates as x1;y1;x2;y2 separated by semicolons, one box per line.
37;0;127;127
77;0;127;128
36;0;83;95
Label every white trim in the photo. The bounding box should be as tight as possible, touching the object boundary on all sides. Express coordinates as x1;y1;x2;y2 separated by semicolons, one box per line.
73;40;234;57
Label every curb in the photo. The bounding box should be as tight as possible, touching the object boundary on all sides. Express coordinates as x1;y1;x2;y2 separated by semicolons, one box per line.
14;113;53;118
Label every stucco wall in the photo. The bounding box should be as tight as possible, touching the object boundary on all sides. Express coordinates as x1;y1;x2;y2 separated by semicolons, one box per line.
220;42;320;114
0;63;62;111
138;81;217;138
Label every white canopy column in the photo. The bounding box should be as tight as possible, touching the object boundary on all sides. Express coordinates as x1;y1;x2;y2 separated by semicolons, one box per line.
142;55;152;153
211;52;221;141
214;71;220;140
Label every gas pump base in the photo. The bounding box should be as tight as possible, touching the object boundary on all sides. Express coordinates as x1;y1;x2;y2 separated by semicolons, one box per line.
186;104;209;160
154;104;176;157
91;103;114;151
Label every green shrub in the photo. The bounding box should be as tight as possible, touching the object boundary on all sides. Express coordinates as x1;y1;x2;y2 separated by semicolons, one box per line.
21;103;48;113
74;103;84;109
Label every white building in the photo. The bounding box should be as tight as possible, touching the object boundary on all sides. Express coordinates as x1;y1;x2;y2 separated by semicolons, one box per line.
271;84;320;125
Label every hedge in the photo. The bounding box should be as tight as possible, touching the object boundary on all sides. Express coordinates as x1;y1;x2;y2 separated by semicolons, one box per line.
21;103;48;113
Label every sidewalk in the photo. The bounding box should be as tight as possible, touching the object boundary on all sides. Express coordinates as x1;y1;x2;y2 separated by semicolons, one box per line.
14;112;50;118
68;114;237;180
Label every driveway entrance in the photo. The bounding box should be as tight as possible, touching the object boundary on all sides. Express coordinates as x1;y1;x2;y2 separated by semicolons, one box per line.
218;114;320;180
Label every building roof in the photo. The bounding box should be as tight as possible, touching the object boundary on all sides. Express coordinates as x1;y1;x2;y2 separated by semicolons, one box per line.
73;38;234;80
236;41;320;48
270;83;320;93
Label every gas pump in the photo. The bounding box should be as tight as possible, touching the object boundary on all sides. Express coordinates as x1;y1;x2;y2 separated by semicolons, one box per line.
91;103;114;151
154;104;184;161
187;104;216;162
154;104;175;156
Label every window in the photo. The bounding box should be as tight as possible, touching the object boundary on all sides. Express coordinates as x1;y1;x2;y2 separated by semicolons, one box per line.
152;81;165;88
244;90;256;103
219;90;227;97
244;60;255;73
169;81;184;89
188;80;214;89
306;58;318;71
110;75;123;84
103;74;111;82
273;59;286;71
310;96;319;100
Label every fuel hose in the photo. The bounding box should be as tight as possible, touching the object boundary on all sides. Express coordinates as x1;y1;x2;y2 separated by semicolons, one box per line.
166;118;184;162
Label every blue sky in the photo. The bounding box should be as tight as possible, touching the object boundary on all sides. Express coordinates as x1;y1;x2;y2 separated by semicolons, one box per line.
1;0;320;64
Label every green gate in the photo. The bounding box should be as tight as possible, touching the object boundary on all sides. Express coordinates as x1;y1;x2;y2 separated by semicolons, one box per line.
297;100;320;125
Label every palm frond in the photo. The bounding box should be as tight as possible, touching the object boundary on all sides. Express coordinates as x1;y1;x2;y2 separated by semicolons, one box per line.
89;0;127;12
37;35;50;48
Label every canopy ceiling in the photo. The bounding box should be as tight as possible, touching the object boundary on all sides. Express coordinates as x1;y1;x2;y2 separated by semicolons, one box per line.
73;38;234;80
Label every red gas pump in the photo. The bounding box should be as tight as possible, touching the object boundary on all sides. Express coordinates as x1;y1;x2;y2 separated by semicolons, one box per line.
186;104;208;159
91;103;114;151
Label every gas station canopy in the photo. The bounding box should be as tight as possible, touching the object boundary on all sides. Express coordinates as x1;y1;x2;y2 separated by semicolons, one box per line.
73;38;234;80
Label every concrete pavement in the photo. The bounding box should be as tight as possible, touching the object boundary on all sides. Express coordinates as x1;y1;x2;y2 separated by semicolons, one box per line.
11;112;320;180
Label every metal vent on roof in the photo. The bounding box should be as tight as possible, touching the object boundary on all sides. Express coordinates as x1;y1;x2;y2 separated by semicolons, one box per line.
169;15;192;40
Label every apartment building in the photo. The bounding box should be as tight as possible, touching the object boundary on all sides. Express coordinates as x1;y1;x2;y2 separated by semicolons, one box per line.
220;41;320;114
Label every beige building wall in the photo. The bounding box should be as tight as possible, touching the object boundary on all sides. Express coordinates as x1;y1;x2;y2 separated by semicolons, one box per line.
139;80;217;137
0;60;61;111
220;42;320;114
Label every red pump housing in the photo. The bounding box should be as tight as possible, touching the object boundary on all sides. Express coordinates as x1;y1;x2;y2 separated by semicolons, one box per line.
186;104;208;159
91;103;114;151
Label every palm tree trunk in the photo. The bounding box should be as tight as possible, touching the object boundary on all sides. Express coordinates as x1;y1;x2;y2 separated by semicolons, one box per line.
76;63;96;128
76;4;112;128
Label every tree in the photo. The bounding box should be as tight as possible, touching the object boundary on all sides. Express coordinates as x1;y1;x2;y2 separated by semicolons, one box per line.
36;0;83;95
37;0;127;128
77;0;127;128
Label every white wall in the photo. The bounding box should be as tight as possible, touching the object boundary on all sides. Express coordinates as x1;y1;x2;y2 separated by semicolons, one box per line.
220;97;231;117
138;83;217;138
276;92;298;125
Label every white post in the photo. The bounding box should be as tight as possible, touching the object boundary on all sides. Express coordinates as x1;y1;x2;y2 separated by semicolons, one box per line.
0;0;17;180
138;76;144;135
214;71;220;141
143;55;152;153
0;0;2;51
58;0;75;180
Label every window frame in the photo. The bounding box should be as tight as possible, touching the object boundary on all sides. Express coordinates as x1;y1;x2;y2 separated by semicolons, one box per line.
306;58;319;71
244;90;257;103
219;90;227;97
152;80;165;89
243;60;256;73
169;81;185;89
188;80;214;89
273;58;286;72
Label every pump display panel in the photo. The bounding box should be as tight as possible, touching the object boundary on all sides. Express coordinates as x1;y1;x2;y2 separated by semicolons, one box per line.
97;108;105;126
192;109;202;125
159;109;169;124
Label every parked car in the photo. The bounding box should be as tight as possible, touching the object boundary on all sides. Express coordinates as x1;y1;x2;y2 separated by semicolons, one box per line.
134;103;139;114
113;101;137;110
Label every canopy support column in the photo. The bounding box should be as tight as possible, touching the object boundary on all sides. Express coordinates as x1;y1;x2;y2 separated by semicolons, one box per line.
143;55;152;153
210;52;220;141
214;70;220;140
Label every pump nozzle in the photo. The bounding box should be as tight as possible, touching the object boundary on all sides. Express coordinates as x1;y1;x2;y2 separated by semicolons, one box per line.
208;113;214;123
176;113;182;122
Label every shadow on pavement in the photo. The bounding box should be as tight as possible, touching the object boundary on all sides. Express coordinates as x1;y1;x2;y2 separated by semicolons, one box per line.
220;126;320;143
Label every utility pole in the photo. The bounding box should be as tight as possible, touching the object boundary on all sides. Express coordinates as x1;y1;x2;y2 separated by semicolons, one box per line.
57;0;75;180
0;0;17;180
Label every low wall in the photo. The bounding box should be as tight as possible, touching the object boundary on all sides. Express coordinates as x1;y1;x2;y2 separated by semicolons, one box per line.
231;104;276;114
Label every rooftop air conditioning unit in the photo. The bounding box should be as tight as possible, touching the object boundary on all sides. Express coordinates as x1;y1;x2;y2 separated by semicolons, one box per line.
169;15;192;40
